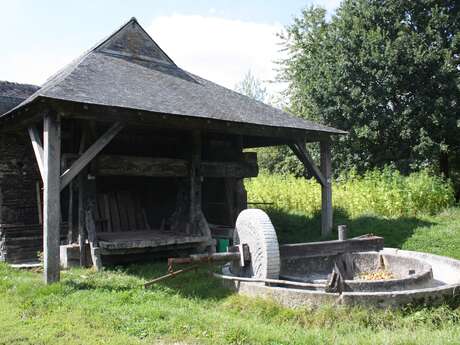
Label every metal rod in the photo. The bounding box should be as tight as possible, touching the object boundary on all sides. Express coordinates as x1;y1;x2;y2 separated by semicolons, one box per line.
213;272;327;289
144;266;199;288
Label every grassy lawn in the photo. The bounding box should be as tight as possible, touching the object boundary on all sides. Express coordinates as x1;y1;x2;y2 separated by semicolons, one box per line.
1;206;460;345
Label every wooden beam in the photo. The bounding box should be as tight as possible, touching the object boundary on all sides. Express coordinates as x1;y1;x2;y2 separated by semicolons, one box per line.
50;99;335;143
320;141;333;237
28;126;45;181
43;113;61;284
62;153;258;178
279;236;384;259
60;122;124;191
289;142;326;186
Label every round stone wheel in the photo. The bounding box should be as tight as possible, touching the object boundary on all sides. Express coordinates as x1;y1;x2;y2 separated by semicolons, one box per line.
232;209;280;279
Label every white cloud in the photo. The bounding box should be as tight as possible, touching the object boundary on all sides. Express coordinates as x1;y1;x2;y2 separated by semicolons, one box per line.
147;15;285;92
0;51;76;86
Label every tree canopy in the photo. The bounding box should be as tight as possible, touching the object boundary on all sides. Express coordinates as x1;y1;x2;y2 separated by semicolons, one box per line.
280;0;460;180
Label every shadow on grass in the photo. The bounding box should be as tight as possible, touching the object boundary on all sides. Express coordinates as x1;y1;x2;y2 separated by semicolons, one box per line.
61;261;233;300
266;207;434;248
124;262;234;300
62;208;434;300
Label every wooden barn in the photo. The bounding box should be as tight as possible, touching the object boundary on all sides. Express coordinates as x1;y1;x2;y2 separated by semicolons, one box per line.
0;18;345;283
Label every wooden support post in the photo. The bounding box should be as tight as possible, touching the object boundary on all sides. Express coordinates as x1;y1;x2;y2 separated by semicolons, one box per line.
78;173;87;266
85;208;102;271
67;181;74;244
235;179;247;215
224;178;236;225
189;130;202;235
43;113;61;284
320;141;333;237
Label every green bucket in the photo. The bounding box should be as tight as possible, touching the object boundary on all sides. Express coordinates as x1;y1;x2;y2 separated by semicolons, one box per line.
216;239;229;253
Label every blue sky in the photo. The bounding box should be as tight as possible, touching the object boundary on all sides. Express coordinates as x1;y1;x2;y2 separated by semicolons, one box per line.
0;0;340;91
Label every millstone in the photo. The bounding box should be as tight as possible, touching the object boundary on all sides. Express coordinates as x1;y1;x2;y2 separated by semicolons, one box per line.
232;209;280;279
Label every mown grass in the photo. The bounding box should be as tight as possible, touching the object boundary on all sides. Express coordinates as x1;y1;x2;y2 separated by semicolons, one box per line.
1;242;460;345
1;171;460;345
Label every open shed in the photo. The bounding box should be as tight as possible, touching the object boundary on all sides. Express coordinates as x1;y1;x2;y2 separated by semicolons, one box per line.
0;18;345;283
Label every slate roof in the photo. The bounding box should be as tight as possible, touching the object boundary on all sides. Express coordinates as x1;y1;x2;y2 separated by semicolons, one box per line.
1;18;345;135
0;81;39;115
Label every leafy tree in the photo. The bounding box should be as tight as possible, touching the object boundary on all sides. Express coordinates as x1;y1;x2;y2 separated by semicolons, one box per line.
235;70;268;102
280;0;460;183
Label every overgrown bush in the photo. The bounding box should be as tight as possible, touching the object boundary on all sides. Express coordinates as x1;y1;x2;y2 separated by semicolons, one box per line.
245;168;455;218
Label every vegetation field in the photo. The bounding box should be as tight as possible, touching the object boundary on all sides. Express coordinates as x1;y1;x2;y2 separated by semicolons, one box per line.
1;172;460;345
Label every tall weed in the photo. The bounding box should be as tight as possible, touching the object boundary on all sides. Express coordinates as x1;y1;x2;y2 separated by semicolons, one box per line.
245;168;455;218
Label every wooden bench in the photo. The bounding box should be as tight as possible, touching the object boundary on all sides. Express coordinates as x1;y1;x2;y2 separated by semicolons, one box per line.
85;190;210;266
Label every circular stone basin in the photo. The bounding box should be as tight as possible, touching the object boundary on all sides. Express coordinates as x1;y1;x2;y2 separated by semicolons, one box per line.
281;251;434;292
221;248;460;308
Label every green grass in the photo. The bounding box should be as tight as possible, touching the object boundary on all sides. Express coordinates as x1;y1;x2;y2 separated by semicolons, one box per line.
1;171;460;344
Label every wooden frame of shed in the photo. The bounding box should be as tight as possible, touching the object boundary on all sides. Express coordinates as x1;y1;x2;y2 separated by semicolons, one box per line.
0;18;345;283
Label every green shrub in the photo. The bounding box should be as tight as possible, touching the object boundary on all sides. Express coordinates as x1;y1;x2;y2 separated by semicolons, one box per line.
245;168;455;218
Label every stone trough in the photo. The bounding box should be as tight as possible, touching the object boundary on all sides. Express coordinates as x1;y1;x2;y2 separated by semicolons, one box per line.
221;248;460;308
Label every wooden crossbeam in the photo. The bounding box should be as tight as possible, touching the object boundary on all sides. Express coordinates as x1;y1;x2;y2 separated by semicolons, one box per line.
28;126;45;181
60;122;124;191
289;142;326;187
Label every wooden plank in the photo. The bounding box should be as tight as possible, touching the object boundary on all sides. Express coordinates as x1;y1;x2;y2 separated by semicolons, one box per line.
61;154;258;178
95;156;188;177
201;160;258;178
109;193;121;232
51;100;320;142
125;193;137;230
43;113;61;284
134;197;145;230
60;122;124;191
95;195;103;231
320;141;333;237
103;194;112;232
279;236;384;259
98;234;210;250
28;126;45;181
117;192;129;231
142;209;151;230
